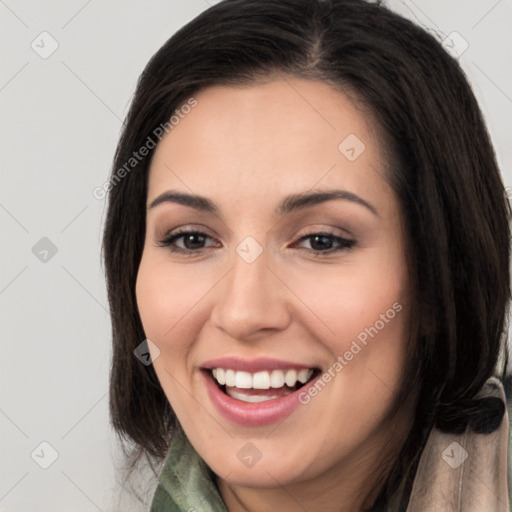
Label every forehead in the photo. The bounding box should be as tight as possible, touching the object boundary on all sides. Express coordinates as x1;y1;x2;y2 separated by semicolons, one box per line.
147;77;390;209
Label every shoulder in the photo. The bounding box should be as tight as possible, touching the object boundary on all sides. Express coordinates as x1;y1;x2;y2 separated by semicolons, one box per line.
407;376;511;511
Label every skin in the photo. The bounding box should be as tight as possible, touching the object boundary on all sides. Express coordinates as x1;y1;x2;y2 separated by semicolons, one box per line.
136;76;414;511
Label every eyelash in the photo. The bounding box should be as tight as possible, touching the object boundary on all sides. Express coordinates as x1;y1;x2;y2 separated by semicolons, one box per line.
157;229;356;256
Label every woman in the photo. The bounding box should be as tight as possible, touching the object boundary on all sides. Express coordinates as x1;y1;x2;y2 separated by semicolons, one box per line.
102;0;511;510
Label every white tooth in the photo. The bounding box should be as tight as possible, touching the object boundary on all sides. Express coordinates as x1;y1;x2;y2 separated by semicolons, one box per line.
270;370;285;388
297;369;313;384
235;371;253;389
226;389;281;402
252;371;271;389
216;368;226;385
214;368;309;389
285;369;298;387
225;369;236;387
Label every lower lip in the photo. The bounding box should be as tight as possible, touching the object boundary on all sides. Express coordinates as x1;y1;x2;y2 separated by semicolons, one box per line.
202;370;319;427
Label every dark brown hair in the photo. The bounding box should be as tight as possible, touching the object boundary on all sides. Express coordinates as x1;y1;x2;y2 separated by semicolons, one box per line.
102;0;511;508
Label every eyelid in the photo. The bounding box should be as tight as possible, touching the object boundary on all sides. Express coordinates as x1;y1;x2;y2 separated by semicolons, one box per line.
294;224;354;240
157;227;218;248
157;223;215;241
158;222;353;242
156;225;356;256
291;231;356;253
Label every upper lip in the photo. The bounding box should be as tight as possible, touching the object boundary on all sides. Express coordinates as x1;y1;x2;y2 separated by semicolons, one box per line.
201;357;319;373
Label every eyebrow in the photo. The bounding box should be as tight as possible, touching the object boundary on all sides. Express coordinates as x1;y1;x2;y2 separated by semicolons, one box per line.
148;189;379;217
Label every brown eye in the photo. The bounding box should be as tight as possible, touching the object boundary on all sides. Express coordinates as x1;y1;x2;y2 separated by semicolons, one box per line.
293;231;356;254
158;230;218;253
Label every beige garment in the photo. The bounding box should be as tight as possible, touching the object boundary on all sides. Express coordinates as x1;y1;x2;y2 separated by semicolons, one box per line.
407;377;510;512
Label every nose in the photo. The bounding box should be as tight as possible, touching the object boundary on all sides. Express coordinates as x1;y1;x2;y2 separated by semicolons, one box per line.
210;243;291;341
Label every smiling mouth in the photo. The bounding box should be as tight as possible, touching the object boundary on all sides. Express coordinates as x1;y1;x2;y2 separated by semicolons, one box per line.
205;367;321;403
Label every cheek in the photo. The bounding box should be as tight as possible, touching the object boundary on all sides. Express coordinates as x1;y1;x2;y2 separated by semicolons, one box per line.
287;251;407;356
135;254;204;415
136;257;171;341
135;253;200;356
135;250;225;381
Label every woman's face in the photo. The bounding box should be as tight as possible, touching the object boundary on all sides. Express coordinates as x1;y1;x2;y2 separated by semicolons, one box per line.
136;77;411;492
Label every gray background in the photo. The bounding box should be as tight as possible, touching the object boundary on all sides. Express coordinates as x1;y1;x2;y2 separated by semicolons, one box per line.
1;1;511;511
